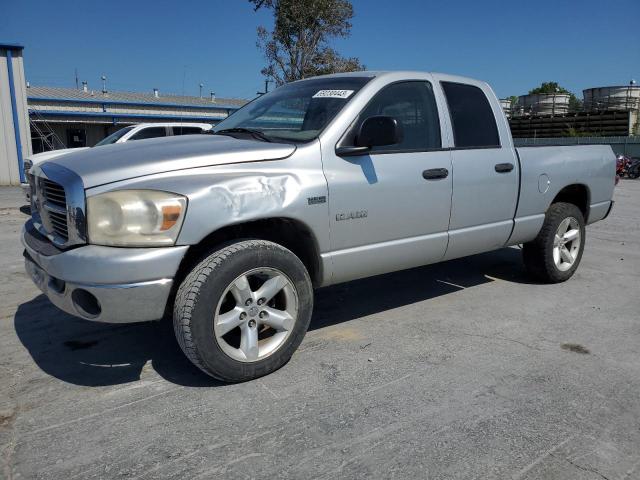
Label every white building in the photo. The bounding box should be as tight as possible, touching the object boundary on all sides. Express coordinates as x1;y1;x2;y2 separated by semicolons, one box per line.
1;42;248;185
27;86;246;153
1;43;32;185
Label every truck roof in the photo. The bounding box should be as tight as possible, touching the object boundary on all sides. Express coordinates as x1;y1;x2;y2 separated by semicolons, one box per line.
303;70;485;87
131;122;213;128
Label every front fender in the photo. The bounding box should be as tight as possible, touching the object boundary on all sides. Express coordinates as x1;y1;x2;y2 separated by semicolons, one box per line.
84;143;330;254
175;169;327;247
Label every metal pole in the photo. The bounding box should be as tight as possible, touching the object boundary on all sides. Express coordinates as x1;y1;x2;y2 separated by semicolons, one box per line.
257;79;272;96
6;50;25;183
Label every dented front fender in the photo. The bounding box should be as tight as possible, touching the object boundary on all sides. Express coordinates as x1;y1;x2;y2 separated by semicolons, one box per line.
84;141;331;257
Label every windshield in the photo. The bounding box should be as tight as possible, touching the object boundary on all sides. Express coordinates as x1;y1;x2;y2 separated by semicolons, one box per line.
213;76;372;143
95;126;135;146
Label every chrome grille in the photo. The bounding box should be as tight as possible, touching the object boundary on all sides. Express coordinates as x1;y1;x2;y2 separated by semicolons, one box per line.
39;178;69;241
48;210;69;238
42;179;67;208
30;162;86;248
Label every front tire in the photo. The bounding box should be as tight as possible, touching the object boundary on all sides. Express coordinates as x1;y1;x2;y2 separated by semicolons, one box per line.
173;240;313;382
523;202;586;283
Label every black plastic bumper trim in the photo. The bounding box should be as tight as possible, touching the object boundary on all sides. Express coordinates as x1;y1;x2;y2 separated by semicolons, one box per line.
602;200;615;220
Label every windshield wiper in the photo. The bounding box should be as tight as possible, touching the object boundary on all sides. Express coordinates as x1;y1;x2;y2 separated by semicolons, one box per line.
215;128;273;143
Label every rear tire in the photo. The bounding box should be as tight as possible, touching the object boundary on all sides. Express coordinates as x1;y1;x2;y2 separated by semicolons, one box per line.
523;202;585;283
173;240;313;382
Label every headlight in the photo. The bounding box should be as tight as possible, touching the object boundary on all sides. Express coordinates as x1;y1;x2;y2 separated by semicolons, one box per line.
87;190;187;246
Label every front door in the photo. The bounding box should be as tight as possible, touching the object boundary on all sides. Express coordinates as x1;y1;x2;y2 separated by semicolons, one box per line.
322;80;453;284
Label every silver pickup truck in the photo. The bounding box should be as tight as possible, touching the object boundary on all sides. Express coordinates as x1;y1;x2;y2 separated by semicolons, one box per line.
22;71;615;381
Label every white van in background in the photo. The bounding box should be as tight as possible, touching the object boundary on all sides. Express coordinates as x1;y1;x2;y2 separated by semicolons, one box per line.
22;122;213;200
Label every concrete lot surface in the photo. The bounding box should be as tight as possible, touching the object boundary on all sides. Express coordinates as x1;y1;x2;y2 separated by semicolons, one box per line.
1;182;639;479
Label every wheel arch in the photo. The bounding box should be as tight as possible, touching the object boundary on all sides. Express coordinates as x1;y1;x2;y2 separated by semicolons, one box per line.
550;183;591;221
174;217;323;291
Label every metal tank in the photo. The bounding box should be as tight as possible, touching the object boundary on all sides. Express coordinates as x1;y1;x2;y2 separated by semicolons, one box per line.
583;85;640;111
517;93;571;116
499;98;513;118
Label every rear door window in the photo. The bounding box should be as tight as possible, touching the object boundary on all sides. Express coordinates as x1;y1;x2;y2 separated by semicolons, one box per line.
441;82;500;148
172;126;207;135
129;126;167;141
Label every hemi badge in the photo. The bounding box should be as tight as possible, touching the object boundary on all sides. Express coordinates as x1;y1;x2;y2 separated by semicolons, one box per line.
307;196;326;205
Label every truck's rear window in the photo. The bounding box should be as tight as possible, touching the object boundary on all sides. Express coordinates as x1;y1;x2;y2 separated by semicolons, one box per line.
441;82;500;148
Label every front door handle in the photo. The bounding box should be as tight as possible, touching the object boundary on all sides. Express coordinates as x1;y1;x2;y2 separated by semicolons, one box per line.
495;162;514;173
423;168;449;180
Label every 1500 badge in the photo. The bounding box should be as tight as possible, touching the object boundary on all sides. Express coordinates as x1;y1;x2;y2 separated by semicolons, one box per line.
336;210;368;221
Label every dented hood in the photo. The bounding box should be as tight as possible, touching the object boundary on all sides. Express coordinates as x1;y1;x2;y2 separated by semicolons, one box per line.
47;134;296;188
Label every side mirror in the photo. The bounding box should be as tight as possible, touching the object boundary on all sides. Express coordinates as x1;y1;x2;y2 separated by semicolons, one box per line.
357;115;403;148
335;115;403;157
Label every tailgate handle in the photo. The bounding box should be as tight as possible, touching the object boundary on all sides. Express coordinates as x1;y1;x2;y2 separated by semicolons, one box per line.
422;168;449;180
495;162;514;173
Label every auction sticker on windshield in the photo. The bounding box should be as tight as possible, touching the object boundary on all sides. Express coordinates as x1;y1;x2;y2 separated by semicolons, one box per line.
312;90;354;99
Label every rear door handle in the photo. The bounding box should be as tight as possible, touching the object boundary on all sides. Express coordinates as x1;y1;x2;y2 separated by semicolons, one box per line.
495;162;514;173
422;168;449;180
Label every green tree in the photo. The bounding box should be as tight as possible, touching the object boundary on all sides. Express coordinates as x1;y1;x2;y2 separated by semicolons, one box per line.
528;81;571;95
249;0;364;85
529;82;583;112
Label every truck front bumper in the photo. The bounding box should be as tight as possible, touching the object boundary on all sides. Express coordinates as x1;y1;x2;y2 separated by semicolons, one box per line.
22;222;188;323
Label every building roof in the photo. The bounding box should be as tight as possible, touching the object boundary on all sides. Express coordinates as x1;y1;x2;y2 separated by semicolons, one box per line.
26;85;247;110
0;42;24;50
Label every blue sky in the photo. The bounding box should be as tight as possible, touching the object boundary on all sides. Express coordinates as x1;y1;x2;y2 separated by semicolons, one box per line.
3;0;639;100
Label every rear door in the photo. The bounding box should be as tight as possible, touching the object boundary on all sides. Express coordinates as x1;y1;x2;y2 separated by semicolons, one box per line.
440;81;519;260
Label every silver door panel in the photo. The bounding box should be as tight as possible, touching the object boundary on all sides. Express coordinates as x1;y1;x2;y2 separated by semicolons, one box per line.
321;149;452;285
445;148;519;256
448;148;519;230
325;151;453;249
319;73;454;286
444;220;513;261
322;231;448;284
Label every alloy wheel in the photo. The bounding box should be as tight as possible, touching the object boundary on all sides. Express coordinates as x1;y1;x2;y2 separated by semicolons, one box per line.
213;267;298;362
552;217;581;272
